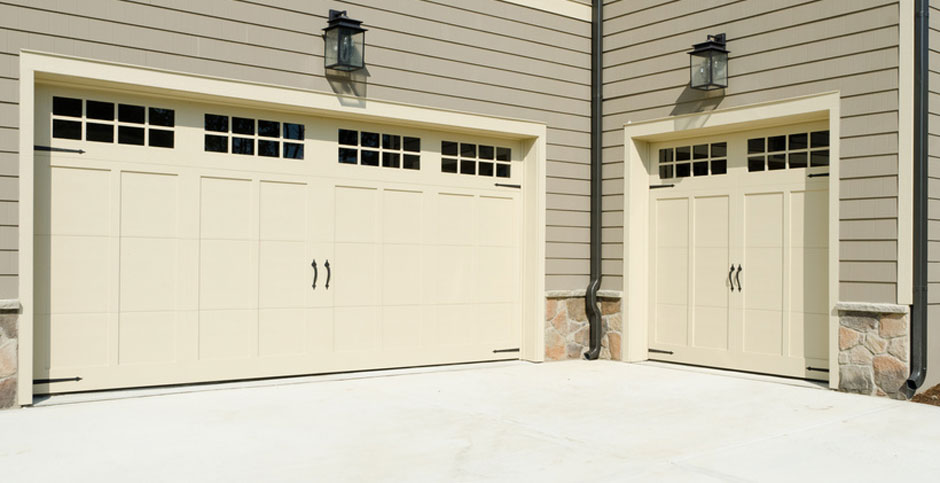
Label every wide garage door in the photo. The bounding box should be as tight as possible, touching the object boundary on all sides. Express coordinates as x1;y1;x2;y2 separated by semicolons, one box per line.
648;122;830;380
33;85;524;394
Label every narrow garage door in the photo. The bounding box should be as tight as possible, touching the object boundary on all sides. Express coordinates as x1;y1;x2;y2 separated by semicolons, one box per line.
33;86;524;394
648;122;830;380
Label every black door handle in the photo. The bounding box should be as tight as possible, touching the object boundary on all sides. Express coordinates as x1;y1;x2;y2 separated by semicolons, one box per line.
324;260;331;290
728;265;735;292
735;264;742;292
311;259;318;289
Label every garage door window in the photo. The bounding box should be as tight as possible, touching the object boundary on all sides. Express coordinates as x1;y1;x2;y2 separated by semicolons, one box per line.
337;129;420;170
747;130;829;172
658;142;726;179
441;141;511;177
205;114;304;159
52;96;175;148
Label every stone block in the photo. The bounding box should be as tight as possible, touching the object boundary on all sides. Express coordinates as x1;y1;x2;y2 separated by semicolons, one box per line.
879;314;908;338
608;332;622;361
550;308;567;334
0;376;15;409
573;326;589;347
0;314;15;339
600;347;611;359
566;343;582;360
545;299;559;320
863;334;888;355
840;313;878;331
0;339;14;378
838;327;861;350
566;298;587;322
545;330;565;361
607;313;623;332
845;345;873;365
600;299;621;316
888;337;909;362
839;365;873;394
872;355;907;395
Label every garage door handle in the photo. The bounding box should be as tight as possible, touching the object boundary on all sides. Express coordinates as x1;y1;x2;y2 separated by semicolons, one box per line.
728;265;735;292
735;264;742;292
325;260;331;290
311;260;318;289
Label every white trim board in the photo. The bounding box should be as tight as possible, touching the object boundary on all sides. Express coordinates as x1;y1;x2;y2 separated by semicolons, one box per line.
621;91;841;389
17;50;548;405
500;0;591;21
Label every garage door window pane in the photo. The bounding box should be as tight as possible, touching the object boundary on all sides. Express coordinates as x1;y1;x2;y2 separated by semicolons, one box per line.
461;143;476;158
361;150;379;166
232;117;255;135
711;142;726;158
339;129;358;146
675;163;690;178
442;158;458;173
659;164;673;179
205;114;228;132
747;138;764;154
789;152;807;169
382;134;401;150
149;108;175;127
693;161;708;176
86;123;113;143
339;147;357;164
119;126;145;146
460;160;476;175
149;129;174;148
205;135;227;152
693;144;708;159
232;137;254;155
119;104;146;124
361;132;379;148
479;161;494;176
259;120;280;138
768;153;786;170
383;152;400;168
811;131;829;148
403;154;420;170
768;136;786;152
52;119;82;140
442;141;458;156
496;164;511;178
748;156;765;172
675;146;690;161
53;97;83;117
711;159;726;175
284;143;304;159
789;133;808;150
479;145;494;159
259;140;279;157
811;150;829;167
496;147;511;161
404;137;420;152
284;123;305;141
86;101;114;121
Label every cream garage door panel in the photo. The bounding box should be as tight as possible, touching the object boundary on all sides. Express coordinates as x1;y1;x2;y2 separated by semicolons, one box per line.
648;123;830;380
34;87;524;394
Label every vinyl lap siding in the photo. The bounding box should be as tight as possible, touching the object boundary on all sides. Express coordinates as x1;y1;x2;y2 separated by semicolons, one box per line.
925;0;940;391
603;0;902;302
0;0;593;297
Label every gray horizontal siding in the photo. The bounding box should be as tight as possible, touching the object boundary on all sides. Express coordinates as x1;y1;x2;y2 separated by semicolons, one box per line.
603;0;902;302
0;0;594;296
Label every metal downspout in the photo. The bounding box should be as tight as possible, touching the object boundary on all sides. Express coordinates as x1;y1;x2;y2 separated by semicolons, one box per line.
903;0;929;398
584;0;603;360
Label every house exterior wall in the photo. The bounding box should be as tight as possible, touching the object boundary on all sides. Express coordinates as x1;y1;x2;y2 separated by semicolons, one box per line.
926;0;940;391
0;0;593;299
603;0;903;303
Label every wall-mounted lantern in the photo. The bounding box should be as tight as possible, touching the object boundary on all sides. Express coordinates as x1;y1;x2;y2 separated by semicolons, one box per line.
688;33;728;90
323;10;366;71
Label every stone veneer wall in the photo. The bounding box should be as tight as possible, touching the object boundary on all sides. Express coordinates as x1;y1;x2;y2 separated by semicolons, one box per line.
837;306;910;399
545;293;622;360
0;310;17;409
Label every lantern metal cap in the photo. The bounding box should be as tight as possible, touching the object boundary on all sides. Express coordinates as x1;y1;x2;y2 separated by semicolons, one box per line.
688;33;728;55
324;9;367;33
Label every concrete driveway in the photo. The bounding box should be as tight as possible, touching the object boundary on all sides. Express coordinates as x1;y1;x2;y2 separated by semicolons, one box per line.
1;360;939;482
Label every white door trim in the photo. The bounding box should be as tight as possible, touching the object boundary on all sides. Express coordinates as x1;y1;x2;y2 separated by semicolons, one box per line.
622;92;841;388
17;50;548;405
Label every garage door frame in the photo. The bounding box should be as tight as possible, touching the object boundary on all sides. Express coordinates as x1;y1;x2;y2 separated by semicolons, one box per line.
621;92;842;388
17;50;549;406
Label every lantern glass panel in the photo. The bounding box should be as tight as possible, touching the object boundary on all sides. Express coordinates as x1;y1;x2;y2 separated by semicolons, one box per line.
690;52;711;89
326;27;365;71
711;51;728;87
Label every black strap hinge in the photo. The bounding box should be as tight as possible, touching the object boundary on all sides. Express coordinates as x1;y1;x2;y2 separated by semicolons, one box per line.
650;184;675;189
493;348;520;353
495;183;521;189
648;348;674;355
33;377;82;384
35;145;85;154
